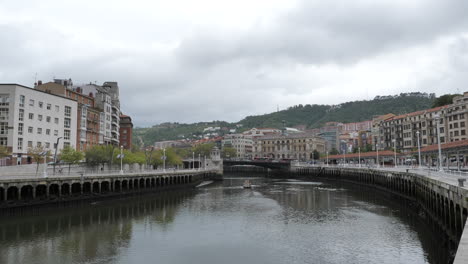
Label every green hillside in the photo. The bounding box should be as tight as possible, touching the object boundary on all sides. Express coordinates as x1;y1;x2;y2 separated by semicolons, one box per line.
133;92;436;146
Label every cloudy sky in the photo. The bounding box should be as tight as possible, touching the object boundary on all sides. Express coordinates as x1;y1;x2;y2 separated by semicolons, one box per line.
1;0;468;127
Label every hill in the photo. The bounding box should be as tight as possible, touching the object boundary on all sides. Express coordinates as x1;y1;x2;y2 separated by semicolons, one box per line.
133;92;436;146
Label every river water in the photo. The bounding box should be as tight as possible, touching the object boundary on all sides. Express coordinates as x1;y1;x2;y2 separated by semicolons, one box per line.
0;174;450;264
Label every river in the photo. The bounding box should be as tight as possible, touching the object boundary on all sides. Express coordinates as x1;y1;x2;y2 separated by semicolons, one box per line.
0;174;450;264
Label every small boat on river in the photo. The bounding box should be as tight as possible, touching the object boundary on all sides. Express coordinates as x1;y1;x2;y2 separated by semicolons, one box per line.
243;180;252;189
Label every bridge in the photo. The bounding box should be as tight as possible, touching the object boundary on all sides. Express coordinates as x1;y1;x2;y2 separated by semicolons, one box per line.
223;159;291;170
0;169;220;208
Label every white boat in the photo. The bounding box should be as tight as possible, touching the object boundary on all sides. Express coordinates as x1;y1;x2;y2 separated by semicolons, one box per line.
243;180;252;188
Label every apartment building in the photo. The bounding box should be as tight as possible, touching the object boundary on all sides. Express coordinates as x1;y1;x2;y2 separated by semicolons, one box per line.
254;133;326;160
0;84;77;165
119;114;133;150
36;80;100;151
446;93;468;142
222;134;253;159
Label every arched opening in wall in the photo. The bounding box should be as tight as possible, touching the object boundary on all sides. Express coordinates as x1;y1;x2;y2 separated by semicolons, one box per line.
189;176;193;183
92;182;100;193
101;181;110;193
134;179;139;189
61;183;70;196
49;184;60;197
156;178;161;187
82;182;91;194
0;187;4;202
20;185;34;200
36;185;47;198
151;178;155;188
122;180;128;191
145;178;150;188
444;198;450;229
114;180;121;192
128;179;133;189
71;183;81;195
178;176;181;184
7;186;19;200
185;176;188;183
139;178;145;188
164;177;169;186
456;204;462;239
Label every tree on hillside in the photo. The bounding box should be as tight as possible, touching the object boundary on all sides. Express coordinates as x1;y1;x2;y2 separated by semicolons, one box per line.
27;146;50;175
0;146;10;158
432;94;461;107
192;143;215;157
60;146;84;174
222;147;237;159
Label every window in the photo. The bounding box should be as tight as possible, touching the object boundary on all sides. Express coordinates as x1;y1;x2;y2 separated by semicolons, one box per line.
455;131;459;136
462;130;466;136
0;122;8;135
0;137;6;146
38;101;43;108
28;126;33;133
46;116;51;123
64;118;71;128
46;129;50;135
37;142;42;147
440;127;444;133
38;115;43;121
18;109;24;121
0;108;8;121
55;105;59;112
63;142;70;148
45;142;50;148
55;118;59;124
462;122;466;128
29;113;34;120
455;123;459;128
54;130;58;136
65;106;71;117
17;138;23;151
29;99;34;106
18;123;23;135
19;95;25;107
47;104;51;110
37;128;42;134
64;129;70;140
28;141;32;148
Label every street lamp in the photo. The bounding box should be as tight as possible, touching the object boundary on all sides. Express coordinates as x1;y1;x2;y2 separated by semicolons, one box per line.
376;143;379;168
204;155;206;170
192;152;195;170
163;148;166;172
358;147;361;168
392;139;397;168
343;145;346;167
119;145;124;174
326;151;329;167
416;131;422;169
434;114;443;172
41;151;48;178
198;153;201;171
53;137;62;175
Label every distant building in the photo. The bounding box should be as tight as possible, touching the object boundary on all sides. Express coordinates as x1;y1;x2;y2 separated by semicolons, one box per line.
119;114;133;150
253;133;326;160
0;84;78;165
154;140;190;149
222;134;253;159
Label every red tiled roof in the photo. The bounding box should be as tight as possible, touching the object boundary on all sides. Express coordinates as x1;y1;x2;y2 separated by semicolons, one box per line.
384;106;448;122
324;150;402;160
419;139;468;153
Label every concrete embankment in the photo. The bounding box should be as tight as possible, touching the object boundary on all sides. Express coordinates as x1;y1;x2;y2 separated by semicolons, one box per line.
293;166;468;264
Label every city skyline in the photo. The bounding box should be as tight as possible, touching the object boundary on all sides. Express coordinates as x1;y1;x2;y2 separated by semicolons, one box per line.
1;1;468;126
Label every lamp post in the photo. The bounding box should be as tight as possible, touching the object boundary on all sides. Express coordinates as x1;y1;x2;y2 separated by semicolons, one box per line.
434;114;443;172
42;151;48;178
204;155;206;170
198;153;201;171
53;137;62;175
192;152;195;171
326;151;329;167
119;145;123;174
358;147;361;168
376;143;379;168
392;139;397;168
163;148;166;172
343;146;346;167
416;131;422;169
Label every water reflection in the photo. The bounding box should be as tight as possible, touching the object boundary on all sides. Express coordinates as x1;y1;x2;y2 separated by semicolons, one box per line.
0;175;452;264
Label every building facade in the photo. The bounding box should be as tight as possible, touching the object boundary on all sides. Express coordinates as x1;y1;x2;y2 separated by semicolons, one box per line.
0;84;78;165
253;133;326;161
119;114;133;150
222;134;253;159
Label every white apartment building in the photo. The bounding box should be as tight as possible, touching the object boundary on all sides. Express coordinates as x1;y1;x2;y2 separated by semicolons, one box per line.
0;84;78;165
222;134;253;159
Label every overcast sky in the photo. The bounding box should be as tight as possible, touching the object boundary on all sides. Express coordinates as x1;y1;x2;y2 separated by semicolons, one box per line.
1;0;468;127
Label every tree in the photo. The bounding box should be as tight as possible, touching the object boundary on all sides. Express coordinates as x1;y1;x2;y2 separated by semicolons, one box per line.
222;147;237;159
192;143;215;157
330;148;339;155
0;146;10;159
313;150;320;160
85;146;109;167
27;146;50;175
432;94;460;107
60;146;84;174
